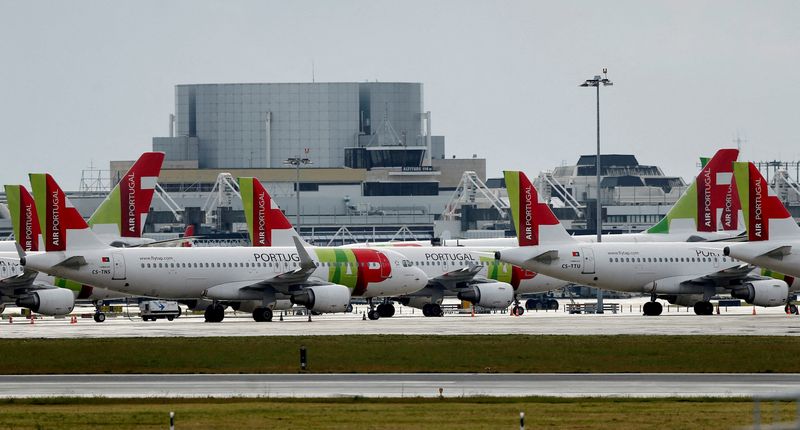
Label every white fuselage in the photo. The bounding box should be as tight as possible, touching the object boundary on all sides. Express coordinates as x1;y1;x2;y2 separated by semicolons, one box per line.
23;246;426;300
497;242;748;296
384;247;569;294
726;240;800;279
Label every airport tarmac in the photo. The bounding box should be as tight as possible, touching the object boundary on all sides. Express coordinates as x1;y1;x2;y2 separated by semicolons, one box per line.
1;300;799;338
0;373;798;398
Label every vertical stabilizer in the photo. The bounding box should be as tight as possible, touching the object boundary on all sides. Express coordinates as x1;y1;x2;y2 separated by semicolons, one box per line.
732;162;799;241
504;170;572;246
29;173;104;251
646;148;740;234
238;177;299;246
88;152;165;238
4;185;41;251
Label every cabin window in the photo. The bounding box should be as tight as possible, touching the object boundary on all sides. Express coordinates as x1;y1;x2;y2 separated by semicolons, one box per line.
609;258;613;263
140;263;145;268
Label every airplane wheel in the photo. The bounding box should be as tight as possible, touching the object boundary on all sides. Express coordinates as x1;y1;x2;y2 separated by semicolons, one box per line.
547;299;559;310
694;301;713;315
205;304;225;323
346;303;354;313
525;299;539;310
378;304;395;318
512;306;524;316
430;304;443;317
422;304;432;317
643;302;662;316
167;316;174;321
787;304;798;315
367;310;380;320
93;312;106;323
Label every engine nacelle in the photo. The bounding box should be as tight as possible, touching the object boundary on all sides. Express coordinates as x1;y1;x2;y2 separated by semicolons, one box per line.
457;282;514;309
16;288;75;316
291;285;351;313
732;279;789;307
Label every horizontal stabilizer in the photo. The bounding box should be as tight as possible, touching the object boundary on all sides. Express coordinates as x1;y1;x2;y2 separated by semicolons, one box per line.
761;245;792;260
530;250;559;264
53;256;87;269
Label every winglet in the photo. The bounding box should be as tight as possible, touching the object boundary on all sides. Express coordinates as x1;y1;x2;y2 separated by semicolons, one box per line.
292;236;316;271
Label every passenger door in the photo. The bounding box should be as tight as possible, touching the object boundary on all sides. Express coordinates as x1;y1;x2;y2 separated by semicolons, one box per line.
581;248;595;274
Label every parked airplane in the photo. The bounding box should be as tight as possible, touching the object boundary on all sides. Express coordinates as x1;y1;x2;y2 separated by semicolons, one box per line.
723;162;800;314
0;153;165;319
237;176;569;318
494;169;791;315
19;174;428;323
351;148;743;248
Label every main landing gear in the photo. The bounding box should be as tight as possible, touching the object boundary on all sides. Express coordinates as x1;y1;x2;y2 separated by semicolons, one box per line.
204;302;225;322
252;307;273;322
693;301;714;316
366;298;380;320
643;295;663;316
511;296;524;316
422;303;443;317
92;300;106;323
377;302;395;318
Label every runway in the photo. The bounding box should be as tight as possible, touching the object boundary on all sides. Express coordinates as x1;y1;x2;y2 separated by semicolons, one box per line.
1;304;799;338
1;373;798;398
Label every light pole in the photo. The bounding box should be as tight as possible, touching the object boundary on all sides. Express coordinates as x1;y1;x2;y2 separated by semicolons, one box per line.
580;68;612;312
284;155;312;227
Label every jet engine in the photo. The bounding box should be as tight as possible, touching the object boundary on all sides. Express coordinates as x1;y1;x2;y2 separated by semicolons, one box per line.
291;285;351;313
732;279;789;307
16;288;75;316
457;282;514;309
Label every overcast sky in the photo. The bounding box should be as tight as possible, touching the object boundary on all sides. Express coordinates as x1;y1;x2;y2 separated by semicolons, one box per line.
1;0;798;189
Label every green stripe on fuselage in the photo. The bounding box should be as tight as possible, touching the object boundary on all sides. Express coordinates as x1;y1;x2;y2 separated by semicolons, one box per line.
314;248;358;289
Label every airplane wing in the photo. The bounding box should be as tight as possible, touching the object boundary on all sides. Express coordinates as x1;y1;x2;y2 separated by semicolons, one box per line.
428;263;484;290
202;236;322;299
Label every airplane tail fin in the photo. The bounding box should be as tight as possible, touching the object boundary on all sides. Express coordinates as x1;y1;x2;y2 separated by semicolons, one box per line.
88;152;165;238
646;148;740;234
4;185;42;251
732;161;800;241
181;224;195;247
504;170;573;246
29;173;105;251
238;177;300;247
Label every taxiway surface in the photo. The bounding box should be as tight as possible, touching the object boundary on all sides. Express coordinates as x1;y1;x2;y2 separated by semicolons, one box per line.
1;373;797;398
1;305;799;338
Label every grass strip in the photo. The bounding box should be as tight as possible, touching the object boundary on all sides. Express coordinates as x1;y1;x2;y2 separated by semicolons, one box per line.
1;335;799;374
0;397;790;429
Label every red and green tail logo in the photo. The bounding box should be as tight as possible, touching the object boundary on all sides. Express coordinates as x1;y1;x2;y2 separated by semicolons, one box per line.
238;177;294;247
88;152;164;237
695;148;739;232
504;170;560;246
4;185;41;251
733;162;792;241
29;173;89;252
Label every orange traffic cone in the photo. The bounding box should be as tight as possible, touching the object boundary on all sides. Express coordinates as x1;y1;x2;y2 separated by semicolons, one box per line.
752;306;757;316
8;316;12;324
29;316;34;324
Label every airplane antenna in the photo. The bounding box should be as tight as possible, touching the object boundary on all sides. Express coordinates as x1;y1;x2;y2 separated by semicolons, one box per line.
312;60;315;83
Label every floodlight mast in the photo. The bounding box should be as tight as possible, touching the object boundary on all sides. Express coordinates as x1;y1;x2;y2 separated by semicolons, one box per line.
284;155;313;228
580;68;613;312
